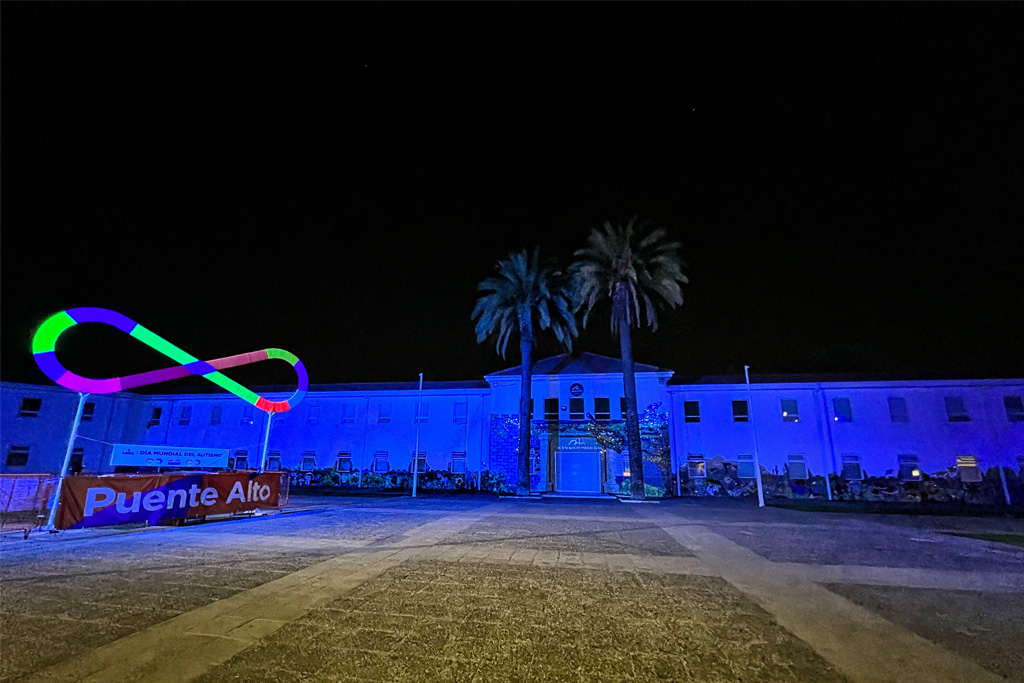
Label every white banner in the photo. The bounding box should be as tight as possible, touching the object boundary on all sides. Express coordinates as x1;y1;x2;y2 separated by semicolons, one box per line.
110;444;230;468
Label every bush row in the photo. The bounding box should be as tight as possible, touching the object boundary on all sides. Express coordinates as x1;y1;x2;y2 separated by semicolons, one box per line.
677;460;1023;506
287;467;516;495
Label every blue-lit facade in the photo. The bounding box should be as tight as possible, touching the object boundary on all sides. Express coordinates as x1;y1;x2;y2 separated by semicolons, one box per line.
3;353;1023;495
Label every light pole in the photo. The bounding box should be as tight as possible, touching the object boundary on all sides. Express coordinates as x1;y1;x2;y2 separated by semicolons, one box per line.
744;366;765;508
411;373;423;498
818;388;835;501
42;392;89;532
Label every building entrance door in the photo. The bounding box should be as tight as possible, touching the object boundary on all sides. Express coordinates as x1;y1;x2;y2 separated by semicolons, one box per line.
556;450;602;493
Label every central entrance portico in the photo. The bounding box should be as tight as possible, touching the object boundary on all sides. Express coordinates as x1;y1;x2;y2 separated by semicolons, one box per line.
486;352;674;496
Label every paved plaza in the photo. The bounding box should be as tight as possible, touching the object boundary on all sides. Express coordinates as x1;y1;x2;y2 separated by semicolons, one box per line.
1;495;1022;682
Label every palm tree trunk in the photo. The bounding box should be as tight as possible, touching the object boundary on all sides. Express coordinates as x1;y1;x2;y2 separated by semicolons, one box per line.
518;322;534;496
617;291;645;500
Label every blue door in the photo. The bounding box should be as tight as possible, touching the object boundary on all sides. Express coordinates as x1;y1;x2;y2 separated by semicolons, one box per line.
557;450;601;493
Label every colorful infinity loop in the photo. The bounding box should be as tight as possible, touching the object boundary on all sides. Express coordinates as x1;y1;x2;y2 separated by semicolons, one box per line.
32;308;307;413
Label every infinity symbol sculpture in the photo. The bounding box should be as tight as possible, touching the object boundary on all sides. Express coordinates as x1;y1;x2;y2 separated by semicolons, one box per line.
32;308;307;413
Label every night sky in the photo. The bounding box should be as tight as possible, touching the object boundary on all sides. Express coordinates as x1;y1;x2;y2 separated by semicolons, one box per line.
3;5;1022;393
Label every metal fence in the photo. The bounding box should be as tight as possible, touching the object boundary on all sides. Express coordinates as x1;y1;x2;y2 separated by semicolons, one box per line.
1;474;57;538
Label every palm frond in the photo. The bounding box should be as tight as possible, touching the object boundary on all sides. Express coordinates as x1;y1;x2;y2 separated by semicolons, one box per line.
569;218;689;337
471;247;579;359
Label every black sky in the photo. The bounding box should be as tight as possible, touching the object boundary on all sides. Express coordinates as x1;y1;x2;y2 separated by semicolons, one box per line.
2;5;1023;391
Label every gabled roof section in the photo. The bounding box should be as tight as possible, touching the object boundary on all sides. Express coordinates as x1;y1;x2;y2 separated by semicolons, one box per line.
127;379;489;396
487;352;668;378
669;372;897;385
666;372;1024;387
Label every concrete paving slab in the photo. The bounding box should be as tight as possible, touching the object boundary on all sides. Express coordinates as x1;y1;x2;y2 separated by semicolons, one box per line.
17;516;477;683
778;562;1024;593
647;517;1004;683
6;496;1022;683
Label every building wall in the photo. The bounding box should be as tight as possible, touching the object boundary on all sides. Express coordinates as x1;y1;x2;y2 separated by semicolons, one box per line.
485;371;672;422
0;382;136;476
667;380;1024;481
3;375;1022;482
1;383;490;476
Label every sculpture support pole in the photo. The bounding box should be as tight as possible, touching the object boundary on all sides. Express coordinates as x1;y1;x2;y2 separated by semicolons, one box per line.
42;392;89;532
258;411;273;472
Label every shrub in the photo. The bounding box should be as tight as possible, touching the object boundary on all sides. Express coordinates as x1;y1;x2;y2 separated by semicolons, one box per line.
480;470;515;496
359;471;387;489
618;479;665;498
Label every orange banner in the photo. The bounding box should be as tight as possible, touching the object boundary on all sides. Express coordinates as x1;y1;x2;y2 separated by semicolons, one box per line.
55;472;283;530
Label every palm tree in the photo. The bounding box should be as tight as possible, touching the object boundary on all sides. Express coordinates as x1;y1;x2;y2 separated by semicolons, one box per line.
571;217;688;500
472;248;578;495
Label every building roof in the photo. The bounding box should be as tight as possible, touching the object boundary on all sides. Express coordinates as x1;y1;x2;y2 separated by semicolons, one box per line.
486;352;669;378
129;379;489;396
669;372;895;385
667;372;1024;386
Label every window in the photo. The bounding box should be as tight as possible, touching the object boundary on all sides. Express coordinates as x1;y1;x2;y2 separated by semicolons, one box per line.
378;403;392;423
341;404;356;424
451;452;467;474
888;397;909;423
415;402;429;423
781;399;799;422
529;399;534;420
240;405;254;425
69;447;84;474
147;407;163;428
544;398;559;420
301;452;316;471
81;402;96;422
732;400;749;422
898;454;921;481
336;452;353;473
687;455;706;479
833;398;852;423
787;455;808;480
454;402;468;424
233;451;249;470
737;454;755;479
684;401;700;423
18;398;41;417
623;457;631;477
569;398;585;420
594;397;611;421
373;452;389;472
210;405;222;425
307;405;321;426
841;454;863;480
411;452;427;473
620;397;629;419
6;446;29;467
945;396;970;422
178;406;192;426
1004;396;1024;422
956;455;982;483
267;452;282;470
